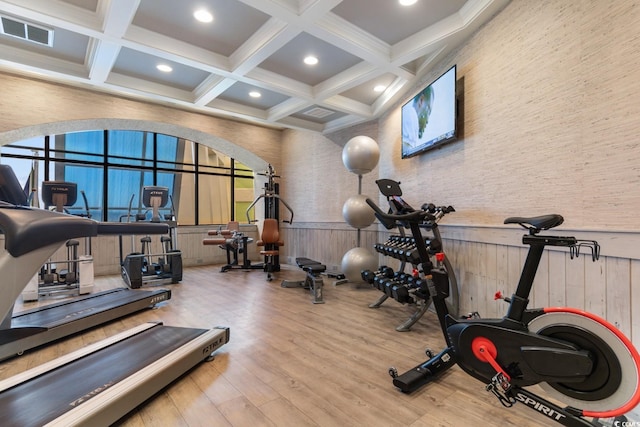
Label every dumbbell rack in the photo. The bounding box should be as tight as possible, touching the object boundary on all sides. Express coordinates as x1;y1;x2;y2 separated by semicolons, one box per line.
363;208;458;332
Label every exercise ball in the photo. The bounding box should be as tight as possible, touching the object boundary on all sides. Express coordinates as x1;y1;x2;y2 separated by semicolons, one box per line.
341;247;378;283
342;194;375;229
342;135;380;175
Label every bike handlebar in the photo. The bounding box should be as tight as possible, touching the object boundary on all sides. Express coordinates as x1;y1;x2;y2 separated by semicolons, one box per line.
366;197;436;223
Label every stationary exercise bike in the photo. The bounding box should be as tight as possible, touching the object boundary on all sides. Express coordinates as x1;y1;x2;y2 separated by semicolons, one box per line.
366;199;640;426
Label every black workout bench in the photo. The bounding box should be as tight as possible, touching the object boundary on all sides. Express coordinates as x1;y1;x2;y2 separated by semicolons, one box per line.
281;257;326;304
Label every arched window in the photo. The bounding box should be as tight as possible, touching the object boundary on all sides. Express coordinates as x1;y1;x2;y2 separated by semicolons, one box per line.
0;130;254;225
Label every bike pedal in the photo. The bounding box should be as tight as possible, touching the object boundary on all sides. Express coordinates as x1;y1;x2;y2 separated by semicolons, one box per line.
460;311;481;319
486;373;515;408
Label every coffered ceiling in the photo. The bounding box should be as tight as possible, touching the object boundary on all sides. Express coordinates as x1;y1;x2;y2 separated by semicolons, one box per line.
0;0;509;133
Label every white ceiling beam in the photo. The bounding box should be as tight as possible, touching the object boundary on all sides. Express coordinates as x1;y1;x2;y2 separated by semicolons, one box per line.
87;39;120;82
321;94;373;117
274;115;324;133
245;67;313;100
193;76;235;106
123;26;231;74
87;0;140;83
0;44;87;77
206;98;269;121
371;77;407;116
229;18;300;75
322;114;370;134
268;98;313;122
312;61;382;99
107;72;196;102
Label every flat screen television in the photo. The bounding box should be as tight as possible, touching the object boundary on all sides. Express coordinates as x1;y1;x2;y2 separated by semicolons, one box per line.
401;64;457;158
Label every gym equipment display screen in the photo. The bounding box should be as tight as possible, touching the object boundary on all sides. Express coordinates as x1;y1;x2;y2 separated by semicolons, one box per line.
401;65;457;158
42;181;78;211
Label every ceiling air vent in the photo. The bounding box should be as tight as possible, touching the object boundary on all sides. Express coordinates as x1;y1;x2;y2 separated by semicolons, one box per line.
1;15;53;46
303;107;335;119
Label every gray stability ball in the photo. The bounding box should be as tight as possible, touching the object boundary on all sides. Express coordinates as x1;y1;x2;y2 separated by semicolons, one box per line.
342;135;380;175
342;194;375;229
341;247;378;283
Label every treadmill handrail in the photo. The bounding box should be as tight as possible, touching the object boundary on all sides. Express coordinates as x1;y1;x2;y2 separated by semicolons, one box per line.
0;203;169;258
0;203;97;258
0;203;169;328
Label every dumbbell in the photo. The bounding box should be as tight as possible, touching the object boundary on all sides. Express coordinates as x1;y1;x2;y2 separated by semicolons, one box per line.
361;266;394;284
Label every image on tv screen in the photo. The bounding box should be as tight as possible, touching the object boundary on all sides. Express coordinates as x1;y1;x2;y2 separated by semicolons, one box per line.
401;65;457;158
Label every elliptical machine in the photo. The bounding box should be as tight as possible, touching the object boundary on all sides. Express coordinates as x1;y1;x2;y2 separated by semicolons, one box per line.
120;186;182;288
366;198;640;426
22;181;94;300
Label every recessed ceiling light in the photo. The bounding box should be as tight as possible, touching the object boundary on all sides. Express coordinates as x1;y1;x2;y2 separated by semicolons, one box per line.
374;85;386;92
156;64;172;72
249;91;261;98
304;55;318;65
399;0;418;5
194;9;213;23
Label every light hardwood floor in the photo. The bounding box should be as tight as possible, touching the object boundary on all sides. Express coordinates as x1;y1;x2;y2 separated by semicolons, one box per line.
4;265;556;426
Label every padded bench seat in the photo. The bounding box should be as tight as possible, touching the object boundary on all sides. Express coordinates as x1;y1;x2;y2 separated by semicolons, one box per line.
303;263;326;274
295;257;321;267
281;257;326;304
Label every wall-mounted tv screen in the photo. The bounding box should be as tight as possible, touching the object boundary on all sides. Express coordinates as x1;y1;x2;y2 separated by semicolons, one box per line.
401;65;457;158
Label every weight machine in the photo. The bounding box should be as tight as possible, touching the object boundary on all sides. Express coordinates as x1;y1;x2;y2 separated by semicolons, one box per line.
203;221;263;272
245;164;293;273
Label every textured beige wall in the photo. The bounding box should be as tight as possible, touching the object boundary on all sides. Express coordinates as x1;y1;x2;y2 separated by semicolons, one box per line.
378;0;640;231
280;124;379;224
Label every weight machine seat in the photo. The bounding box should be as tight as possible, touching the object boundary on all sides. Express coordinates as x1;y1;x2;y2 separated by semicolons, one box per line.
256;219;284;252
203;221;241;246
203;237;231;245
96;222;169;236
207;221;240;237
257;219;283;281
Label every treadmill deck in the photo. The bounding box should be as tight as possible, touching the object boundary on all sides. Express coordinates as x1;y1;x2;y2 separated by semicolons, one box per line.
0;322;230;427
0;287;171;361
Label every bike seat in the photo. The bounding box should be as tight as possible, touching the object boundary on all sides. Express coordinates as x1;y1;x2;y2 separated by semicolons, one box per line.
504;214;564;231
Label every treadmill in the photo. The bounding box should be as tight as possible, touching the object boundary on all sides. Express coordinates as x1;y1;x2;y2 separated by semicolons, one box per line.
0;322;229;426
3;286;171;361
0;166;230;425
0;165;173;361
